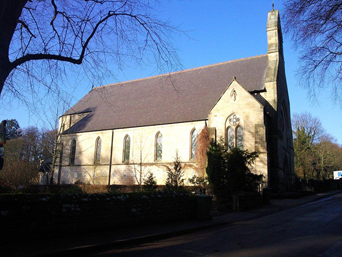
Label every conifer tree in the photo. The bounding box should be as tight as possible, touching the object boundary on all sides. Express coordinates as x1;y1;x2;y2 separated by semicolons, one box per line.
165;153;184;190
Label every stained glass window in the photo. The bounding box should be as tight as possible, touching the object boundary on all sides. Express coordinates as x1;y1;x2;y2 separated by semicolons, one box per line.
228;114;240;126
237;126;244;150
191;129;197;159
156;132;163;161
227;127;234;149
227;113;244;150
123;135;130;162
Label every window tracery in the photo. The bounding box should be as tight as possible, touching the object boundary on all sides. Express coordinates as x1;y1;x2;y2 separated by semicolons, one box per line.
226;114;244;150
228;114;240;126
227;127;234;149
236;126;244;150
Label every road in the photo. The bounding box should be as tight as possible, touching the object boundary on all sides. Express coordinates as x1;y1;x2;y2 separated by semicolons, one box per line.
89;193;342;257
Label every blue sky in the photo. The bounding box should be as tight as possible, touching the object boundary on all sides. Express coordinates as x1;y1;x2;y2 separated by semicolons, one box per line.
1;0;341;144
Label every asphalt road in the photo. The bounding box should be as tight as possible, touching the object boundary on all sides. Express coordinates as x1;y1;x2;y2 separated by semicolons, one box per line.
89;193;342;257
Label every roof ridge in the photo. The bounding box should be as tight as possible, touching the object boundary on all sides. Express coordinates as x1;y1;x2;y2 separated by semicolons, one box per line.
96;54;268;89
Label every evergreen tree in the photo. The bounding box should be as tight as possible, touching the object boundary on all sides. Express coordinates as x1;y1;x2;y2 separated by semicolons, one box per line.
206;142;227;200
165;153;184;190
206;141;262;203
143;172;157;192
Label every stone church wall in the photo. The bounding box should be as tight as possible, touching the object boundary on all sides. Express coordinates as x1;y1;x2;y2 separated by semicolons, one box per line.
54;9;294;192
55;121;206;185
208;80;268;183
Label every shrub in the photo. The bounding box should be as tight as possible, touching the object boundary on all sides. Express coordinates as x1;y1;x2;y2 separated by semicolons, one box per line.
206;142;227;201
206;141;263;203
188;175;209;194
143;172;157;191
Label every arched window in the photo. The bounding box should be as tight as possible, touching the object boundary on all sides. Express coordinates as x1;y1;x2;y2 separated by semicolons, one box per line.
227;127;234;149
190;129;197;159
236;126;244;150
123;135;130;163
155;132;163;161
226;114;244;150
94;137;101;164
70;139;76;166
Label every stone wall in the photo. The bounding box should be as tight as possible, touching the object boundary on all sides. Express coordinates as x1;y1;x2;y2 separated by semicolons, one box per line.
207;80;268;183
56;120;206;185
0;191;196;243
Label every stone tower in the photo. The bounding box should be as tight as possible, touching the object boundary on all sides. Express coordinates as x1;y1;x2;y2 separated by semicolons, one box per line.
262;9;295;191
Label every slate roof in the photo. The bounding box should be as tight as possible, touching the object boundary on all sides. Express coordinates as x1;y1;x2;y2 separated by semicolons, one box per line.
64;55;268;133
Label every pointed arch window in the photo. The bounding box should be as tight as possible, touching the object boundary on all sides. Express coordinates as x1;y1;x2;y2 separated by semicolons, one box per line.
226;114;244;150
190;129;198;159
70;139;76;166
236;126;244;150
155;132;163;161
123;135;130;163
227;127;234;149
94;137;101;164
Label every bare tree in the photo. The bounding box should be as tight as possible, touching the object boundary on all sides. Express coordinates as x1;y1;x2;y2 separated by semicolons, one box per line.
316;135;342;179
292;113;324;179
283;0;342;102
0;126;56;188
131;134;149;185
0;0;181;102
291;112;342;180
81;162;107;185
292;113;324;144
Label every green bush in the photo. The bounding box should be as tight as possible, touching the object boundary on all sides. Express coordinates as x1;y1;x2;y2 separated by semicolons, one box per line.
143;172;158;192
206;141;263;203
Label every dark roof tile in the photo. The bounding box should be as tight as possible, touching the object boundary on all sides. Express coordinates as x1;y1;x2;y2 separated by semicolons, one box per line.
64;55;268;133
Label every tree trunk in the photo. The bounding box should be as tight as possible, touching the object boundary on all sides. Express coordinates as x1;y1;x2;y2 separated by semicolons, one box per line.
0;68;10;95
0;0;28;95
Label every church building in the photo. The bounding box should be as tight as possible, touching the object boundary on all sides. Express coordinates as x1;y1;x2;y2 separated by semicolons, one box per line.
54;9;295;192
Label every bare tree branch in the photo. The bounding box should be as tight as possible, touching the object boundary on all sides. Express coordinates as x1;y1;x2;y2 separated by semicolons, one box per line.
0;0;182;114
283;0;342;103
